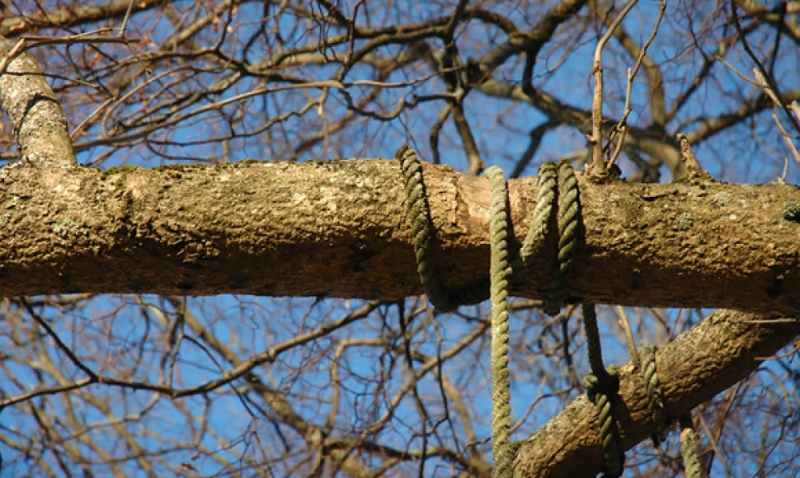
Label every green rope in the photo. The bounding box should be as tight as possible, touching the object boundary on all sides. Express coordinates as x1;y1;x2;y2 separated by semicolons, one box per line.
486;166;513;478
582;305;610;380
530;160;623;476
543;160;580;316
679;414;704;478
396;145;488;311
581;304;624;478
641;346;704;477
397;148;628;477
514;162;558;269
640;344;669;445
485;162;558;477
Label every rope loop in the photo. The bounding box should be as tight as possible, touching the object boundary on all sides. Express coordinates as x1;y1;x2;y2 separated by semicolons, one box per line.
582;365;624;478
582;365;620;399
581;301;624;476
640;345;705;476
543;159;581;315
516;162;557;268
640;344;669;445
396;145;488;311
396;149;635;477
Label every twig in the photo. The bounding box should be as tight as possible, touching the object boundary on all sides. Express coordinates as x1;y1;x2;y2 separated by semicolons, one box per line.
71;97;115;141
617;305;639;365
677;133;709;177
772;111;800;164
20;297;98;380
588;0;638;178
0;37;26;74
730;0;800;134
119;0;137;37
608;1;667;170
22;35;141;45
752;68;800;171
430;104;452;165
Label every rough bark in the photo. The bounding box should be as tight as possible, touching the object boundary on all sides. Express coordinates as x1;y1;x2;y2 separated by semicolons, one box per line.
513;310;800;477
1;160;799;316
0;37;75;166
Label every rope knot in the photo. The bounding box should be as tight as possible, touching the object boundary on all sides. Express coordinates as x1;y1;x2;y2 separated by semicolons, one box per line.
582;365;620;401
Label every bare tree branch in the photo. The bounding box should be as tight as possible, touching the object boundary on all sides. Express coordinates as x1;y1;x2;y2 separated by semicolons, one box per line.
0;36;74;165
515;309;800;477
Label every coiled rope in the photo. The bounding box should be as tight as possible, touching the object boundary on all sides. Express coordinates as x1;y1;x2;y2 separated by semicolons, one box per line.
397;146;698;478
514;161;557;268
397;145;489;311
543;161;581;316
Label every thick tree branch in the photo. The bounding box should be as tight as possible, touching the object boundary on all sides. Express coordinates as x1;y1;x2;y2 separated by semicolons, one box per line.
1;161;799;316
514;309;800;477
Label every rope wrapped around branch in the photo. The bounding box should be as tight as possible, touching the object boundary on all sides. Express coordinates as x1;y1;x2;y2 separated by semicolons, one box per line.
396;145;489;311
397;147;630;477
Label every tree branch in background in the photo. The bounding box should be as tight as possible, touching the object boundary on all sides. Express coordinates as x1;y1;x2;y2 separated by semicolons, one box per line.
0;36;74;165
515;309;800;478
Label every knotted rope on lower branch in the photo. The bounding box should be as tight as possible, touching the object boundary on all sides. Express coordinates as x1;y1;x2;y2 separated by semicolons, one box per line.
640;344;705;478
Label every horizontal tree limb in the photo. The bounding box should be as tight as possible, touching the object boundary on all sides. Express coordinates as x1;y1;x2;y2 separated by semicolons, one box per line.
0;160;798;316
